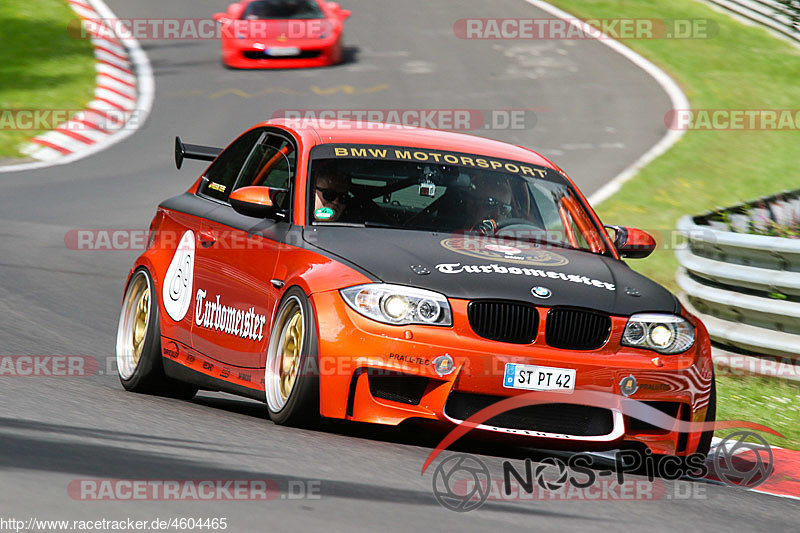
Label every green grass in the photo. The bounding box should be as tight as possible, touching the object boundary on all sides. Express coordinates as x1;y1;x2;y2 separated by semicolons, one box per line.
716;374;800;449
548;0;800;448
549;0;800;293
0;0;96;158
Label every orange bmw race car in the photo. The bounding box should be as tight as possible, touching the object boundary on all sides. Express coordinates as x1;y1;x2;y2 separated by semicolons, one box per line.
115;119;715;458
213;0;351;69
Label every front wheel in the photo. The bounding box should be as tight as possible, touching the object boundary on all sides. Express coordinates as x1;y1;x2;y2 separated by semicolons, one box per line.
115;268;197;399
264;287;319;426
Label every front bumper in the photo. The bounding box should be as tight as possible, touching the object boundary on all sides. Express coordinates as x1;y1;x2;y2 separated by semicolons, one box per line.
221;37;341;69
310;290;714;456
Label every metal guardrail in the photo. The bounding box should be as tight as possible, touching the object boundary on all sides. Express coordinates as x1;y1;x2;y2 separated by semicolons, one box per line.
675;191;800;379
706;0;800;43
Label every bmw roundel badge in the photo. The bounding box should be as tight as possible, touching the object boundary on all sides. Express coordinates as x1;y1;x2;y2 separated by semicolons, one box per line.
531;286;552;299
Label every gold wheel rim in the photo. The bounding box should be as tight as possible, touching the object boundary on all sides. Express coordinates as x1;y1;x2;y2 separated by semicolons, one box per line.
131;277;150;365
277;309;303;401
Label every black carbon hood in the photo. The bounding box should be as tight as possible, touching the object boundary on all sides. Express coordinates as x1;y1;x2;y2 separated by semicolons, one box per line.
303;226;679;316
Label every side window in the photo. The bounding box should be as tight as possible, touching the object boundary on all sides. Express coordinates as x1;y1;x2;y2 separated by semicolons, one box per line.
198;129;264;201
232;133;296;211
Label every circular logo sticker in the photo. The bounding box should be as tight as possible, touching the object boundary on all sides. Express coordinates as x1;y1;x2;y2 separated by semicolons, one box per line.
432;354;456;376
162;230;194;322
441;237;569;266
619;374;638;397
314;207;335;220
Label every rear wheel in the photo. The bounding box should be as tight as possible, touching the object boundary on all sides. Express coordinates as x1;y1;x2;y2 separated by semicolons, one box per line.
116;268;197;399
264;287;319;426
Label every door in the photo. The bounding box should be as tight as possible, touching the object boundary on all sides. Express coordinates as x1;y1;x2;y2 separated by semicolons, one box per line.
191;128;298;368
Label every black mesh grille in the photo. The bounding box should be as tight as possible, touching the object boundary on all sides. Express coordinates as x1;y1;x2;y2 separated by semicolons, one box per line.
545;308;611;350
627;402;681;433
444;392;614;436
368;372;429;405
468;300;538;344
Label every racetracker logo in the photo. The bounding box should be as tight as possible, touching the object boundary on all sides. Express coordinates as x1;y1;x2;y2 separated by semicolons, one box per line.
68;18;334;41
0;109;139;131
272;109;537;131
453;18;717;40
666;109;800;130
63;229;311;251
0;356;98;377
67;479;321;501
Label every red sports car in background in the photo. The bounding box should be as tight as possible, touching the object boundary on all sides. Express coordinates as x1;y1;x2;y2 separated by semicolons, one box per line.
214;0;351;68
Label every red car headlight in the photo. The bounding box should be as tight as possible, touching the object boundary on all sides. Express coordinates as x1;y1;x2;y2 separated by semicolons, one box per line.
621;313;695;354
340;284;452;326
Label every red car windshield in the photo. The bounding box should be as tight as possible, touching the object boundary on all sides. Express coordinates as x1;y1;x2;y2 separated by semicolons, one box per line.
307;144;610;255
243;0;324;19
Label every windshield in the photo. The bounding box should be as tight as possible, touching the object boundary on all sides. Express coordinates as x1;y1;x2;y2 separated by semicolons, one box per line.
243;0;324;20
307;144;609;255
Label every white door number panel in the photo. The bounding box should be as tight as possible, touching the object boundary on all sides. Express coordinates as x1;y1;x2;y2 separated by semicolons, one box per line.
503;363;576;392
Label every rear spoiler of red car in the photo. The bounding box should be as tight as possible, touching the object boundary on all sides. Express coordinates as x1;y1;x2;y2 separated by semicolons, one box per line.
174;136;222;169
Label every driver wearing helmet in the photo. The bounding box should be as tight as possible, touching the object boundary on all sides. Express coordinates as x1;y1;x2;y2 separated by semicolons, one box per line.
465;175;514;233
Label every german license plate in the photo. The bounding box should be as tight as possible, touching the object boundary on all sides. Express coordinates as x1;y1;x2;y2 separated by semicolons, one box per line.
503;363;575;392
266;47;300;56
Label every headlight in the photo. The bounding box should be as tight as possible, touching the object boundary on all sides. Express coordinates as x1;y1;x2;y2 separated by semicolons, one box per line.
340;284;452;326
621;313;695;354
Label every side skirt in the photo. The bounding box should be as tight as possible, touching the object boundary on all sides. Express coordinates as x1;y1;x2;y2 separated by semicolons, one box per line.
160;337;265;402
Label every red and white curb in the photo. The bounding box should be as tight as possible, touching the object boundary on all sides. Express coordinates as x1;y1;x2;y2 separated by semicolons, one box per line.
706;437;800;501
1;0;153;173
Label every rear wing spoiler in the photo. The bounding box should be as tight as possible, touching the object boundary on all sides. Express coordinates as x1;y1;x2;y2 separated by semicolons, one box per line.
174;136;222;169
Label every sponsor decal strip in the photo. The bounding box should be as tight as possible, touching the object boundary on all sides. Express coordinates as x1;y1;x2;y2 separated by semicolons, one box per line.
435;262;615;291
161;338;262;389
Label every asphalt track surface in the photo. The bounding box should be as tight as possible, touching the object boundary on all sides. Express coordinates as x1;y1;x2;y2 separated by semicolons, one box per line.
0;0;795;531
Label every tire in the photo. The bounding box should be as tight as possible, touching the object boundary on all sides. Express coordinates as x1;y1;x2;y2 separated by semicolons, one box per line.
115;268;197;400
264;287;319;426
695;373;717;460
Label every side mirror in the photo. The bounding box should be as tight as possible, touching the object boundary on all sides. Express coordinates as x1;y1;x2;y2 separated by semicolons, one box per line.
213;12;226;22
229;186;286;219
605;225;656;259
227;3;245;19
328;3;350;19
